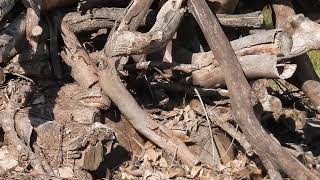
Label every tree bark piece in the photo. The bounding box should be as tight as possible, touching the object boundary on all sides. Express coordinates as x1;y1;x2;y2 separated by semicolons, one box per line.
188;0;319;179
192;54;297;88
216;11;263;28
273;0;320;112
64;8;263;33
63;8;139;33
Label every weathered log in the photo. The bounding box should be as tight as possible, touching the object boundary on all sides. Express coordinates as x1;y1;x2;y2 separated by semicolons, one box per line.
99;0;199;167
61;0;199;167
99;59;199;167
190;12;320;98
106;5;184;57
61;18;111;111
61;20;99;89
1;105;46;174
124;61;200;73
273;0;320;112
231;14;320;58
188;0;319;179
0;82;46;175
216;11;263;28
63;8;140;33
64;7;263;33
192;54;296;88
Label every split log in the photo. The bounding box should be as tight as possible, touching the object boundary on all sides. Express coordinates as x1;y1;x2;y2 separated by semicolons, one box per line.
192;54;296;88
99;0;199;167
230;14;320;58
0;0;16;21
188;0;319;179
189;14;320;91
273;0;320;112
64;8;263;33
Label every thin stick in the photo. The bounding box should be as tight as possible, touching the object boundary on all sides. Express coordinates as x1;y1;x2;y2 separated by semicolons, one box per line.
219;124;238;160
194;88;219;166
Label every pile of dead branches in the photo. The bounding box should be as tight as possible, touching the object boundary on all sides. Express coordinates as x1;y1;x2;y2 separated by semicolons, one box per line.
0;0;320;179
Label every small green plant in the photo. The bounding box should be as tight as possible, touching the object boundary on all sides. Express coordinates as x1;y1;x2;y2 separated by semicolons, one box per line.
262;4;274;30
307;50;320;77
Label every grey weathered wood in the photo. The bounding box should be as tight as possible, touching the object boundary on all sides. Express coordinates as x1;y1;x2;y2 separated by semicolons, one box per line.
216;11;263;28
99;0;199;167
188;0;319;179
64;7;264;33
106;7;184;57
192;54;297;88
273;0;320;112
